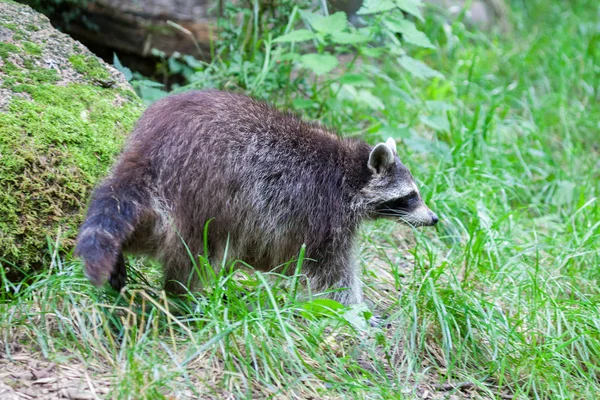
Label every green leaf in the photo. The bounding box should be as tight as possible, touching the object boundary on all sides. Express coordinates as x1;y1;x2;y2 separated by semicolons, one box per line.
342;303;372;331
339;73;374;86
358;0;396;15
395;0;424;21
404;136;451;157
137;85;168;105
279;52;301;62
168;57;184;74
300;298;345;320
134;79;164;88
330;31;371;44
273;29;316;43
292;98;316;109
150;48;166;58
112;53;132;81
398;56;443;79
357;89;385;110
420;114;450;132
182;55;205;69
385;17;435;48
310;12;348;35
300;53;339;75
360;46;386;58
378;125;412;140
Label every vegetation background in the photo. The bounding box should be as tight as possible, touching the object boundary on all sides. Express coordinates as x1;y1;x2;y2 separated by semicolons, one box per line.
1;0;599;398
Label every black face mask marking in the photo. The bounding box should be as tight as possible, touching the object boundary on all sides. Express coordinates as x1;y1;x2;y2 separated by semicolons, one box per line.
375;191;419;215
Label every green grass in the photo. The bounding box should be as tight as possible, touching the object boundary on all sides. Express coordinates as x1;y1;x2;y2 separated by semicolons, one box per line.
1;0;599;399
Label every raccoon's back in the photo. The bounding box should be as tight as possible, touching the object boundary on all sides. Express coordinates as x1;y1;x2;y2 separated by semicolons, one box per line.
130;90;340;157
126;90;348;192
123;91;358;246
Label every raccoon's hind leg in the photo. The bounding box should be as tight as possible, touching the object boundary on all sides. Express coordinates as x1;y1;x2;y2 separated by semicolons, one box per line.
162;251;200;296
162;249;223;296
108;253;127;291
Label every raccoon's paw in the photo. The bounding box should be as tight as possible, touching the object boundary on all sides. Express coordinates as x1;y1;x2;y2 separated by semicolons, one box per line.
368;314;392;329
108;253;127;292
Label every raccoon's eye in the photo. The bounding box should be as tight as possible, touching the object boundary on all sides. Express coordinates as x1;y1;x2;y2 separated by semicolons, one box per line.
376;191;419;214
400;194;419;209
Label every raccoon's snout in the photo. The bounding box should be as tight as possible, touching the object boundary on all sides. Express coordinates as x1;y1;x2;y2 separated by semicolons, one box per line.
374;194;438;227
428;210;439;226
410;206;439;227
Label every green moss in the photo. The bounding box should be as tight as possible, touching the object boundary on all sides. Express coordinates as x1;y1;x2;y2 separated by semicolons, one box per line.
69;54;112;82
31;68;59;83
1;60;18;74
0;22;19;31
2;64;59;89
0;83;143;269
22;57;35;70
0;0;144;275
22;41;41;55
26;24;40;32
0;42;19;58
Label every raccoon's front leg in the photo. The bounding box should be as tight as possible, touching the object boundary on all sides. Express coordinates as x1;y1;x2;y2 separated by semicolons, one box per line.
310;257;363;306
329;274;363;306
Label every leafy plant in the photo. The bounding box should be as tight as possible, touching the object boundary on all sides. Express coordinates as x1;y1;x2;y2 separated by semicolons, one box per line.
118;0;445;144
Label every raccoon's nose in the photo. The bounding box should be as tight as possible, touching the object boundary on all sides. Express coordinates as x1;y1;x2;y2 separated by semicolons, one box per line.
429;210;439;225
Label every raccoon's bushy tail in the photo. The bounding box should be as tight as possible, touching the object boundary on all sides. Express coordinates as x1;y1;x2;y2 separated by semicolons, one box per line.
75;179;148;289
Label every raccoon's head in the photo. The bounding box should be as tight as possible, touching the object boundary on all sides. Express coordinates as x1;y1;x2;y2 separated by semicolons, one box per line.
361;138;438;227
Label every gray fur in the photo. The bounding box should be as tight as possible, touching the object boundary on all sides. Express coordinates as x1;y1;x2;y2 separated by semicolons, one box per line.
75;90;438;305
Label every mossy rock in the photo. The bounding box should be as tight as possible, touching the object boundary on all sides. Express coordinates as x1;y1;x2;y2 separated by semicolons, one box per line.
0;0;144;277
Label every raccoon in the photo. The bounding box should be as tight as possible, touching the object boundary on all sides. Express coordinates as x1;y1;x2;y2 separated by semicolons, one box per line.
75;90;438;305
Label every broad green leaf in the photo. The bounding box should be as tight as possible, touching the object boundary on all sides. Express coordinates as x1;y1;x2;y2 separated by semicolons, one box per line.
300;298;345;320
385;17;435;48
278;52;301;62
113;53;132;81
357;89;385;110
360;46;386;58
138;85;168;105
420;114;450;132
182;55;205;69
358;0;396;14
292;98;316;109
339;73;374;87
273;29;316;43
150;48;166;58
330;31;371;44
310;12;348;35
379;125;412;140
168;57;184;74
404;136;451;157
395;0;424;21
300;53;339;75
134;79;164;88
398;56;443;79
343;303;372;331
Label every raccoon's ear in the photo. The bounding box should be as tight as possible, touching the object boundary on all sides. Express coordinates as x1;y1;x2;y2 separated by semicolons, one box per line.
385;138;397;155
368;143;395;174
